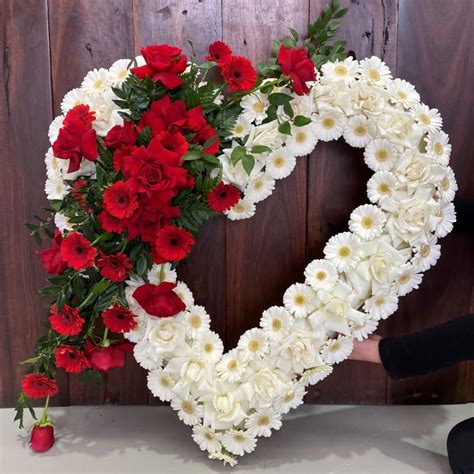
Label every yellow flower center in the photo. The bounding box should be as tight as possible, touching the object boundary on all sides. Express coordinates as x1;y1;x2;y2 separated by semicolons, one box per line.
234;203;245;213
441;176;450;190
234;434;245;443
420;113;431;125
330;341;341;352
361;216;374;229
181;401;194;414
322;117;336;129
369;69;380;81
234;123;244;134
227;360;237;370
335;65;348;76
375;149;389;162
257;415;270;426
118;69;128;80
420;244;431;258
205;432;213;441
378;183;390;194
272;318;282;331
273;156;285;167
190;315;201;329
397;90;407;100
253;101;265;113
354;125;367;136
294;294;306;306
295;132;307;143
316;270;327;281
249;339;261;352
283;392;294;403
375;298;385;306
338;245;351;258
399;274;410;284
161;377;170;387
94;79;104;89
434;142;444;155
204;343;213;353
254;180;263;190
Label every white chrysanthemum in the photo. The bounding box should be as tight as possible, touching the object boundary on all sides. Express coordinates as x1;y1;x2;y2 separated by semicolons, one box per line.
184;305;211;338
283;283;317;318
435;202;456;238
359;56;392;86
240;92;269;124
321;336;353;364
364;138;397;171
321;56;359;83
108;58;131;85
276;382;306;414
364;289;399;320
304;259;338;291
389;79;420;109
229;115;252;138
173;281;194;307
45;177;67;200
147;368;176;401
412;103;443;132
60;88;86;113
323;232;361;271
260;306;292;340
245;172;275;203
237;328;268;359
437;167;457;203
367;171;397;203
216;349;246;382
81;68;110;95
134;340;162;370
245;409;282;437
426;130;451;166
195;331;224;363
285;124;318;156
300;365;333;386
343;115;375;148
147;263;177;285
349;204;387;240
225;197;256;220
265;148;296;179
171;396;203;426
394;266;423;296
44;148;65;178
54;212;73;233
413;236;441;271
192;425;222;453
312;109;346;141
222;430;257;456
351;318;379;341
48;115;64;144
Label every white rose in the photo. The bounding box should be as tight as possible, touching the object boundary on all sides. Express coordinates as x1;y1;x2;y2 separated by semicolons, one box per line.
245;122;285;149
395;150;433;188
351;81;389;117
147;319;186;353
241;365;288;406
85;92;123;136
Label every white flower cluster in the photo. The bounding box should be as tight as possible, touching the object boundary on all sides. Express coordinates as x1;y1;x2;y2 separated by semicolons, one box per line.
124;56;456;465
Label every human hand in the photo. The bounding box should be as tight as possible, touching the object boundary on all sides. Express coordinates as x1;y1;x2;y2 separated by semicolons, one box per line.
349;334;383;363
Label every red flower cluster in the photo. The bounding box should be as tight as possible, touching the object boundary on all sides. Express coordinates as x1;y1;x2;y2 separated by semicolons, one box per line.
96;252;132;282
277;44;317;95
21;374;58;399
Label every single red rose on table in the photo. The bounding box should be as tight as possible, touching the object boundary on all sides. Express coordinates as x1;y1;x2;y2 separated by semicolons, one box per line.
277;44;317;95
155;225;195;262
30;424;55;453
133;282;186;317
131;45;187;89
60;231;97;270
206;41;232;64
208;181;241;212
103;180;139;219
21;374;58;399
54;345;89;373
96;252;133;282
102;305;137;333
85;339;133;373
221;56;257;92
36;230;68;275
49;303;85;336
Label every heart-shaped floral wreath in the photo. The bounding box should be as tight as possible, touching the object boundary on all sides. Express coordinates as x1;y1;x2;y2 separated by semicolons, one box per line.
17;1;457;465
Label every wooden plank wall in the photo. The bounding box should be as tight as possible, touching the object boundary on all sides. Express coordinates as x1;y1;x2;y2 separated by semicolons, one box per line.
0;0;472;407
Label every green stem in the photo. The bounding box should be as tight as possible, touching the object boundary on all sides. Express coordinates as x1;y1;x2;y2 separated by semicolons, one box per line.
101;328;110;347
220;78;283;110
40;396;50;425
159;264;165;284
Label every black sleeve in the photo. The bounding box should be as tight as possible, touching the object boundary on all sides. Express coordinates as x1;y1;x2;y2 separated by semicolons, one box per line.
453;196;474;234
378;315;474;379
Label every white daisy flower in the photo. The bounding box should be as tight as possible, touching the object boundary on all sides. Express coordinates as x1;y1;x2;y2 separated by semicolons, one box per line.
323;232;361;271
240;92;269;124
437;167;457;203
147;368;176;401
245;172;275;203
225;197;256;220
265;148;296;179
312;109;346;141
147;263;177;285
222;430;257;456
321;56;359;83
108;58;131;85
351;318;379;341
237;328;268;359
184;305;211;338
285;123;318;156
300;365;333;386
389;78;420;109
60;88;86;113
394;266;423;296
364;289;399;320
53;213;73;233
260;306;292;340
48;115;64;144
192;425;222;453
435;202;456;238
195;331;224;363
216;349;247;382
367;171;397;203
229;115;252;139
245;409;282;437
304;259;338;291
133;340;162;370
359;56;392;86
81;68;110;95
321;336;353;364
44;148;64;178
426;130;451;166
364;138;397;171
173;281;194;307
413;236;441;271
343;115;375;148
45;176;67;200
349;204;387;240
171;396;203;426
412;103;443;132
276;381;307;414
283;283;318;318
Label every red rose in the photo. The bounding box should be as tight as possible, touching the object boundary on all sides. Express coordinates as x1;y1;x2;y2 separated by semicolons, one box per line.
155;225;195;261
221;56;257;92
277;44;316;95
54;345;89;373
150;130;189;165
112;144;137;172
21;374;58;399
206;41;232;64
49;303;85;336
133;282;185;317
60;232;97;270
186;106;220;154
30;425;55;453
102;304;137;333
96;252;132;282
52;104;98;173
36;230;68;275
139;95;188;135
85;339;133;373
131;45;187;89
208;182;241;212
104;121;136;148
103;181;139;219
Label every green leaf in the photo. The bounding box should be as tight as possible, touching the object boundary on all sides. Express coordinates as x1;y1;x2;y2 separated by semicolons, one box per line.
80;369;103;386
250;145;272;154
293;115;312;127
183;150;203;161
231;146;247;165
278;121;292;135
269;92;294;106
283;101;294;119
202;153;219;165
135;255;148;277
242;154;255;175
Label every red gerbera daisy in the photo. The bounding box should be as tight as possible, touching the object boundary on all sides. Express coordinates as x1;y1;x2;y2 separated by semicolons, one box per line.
206;41;232;64
60;232;97;270
96;253;132;282
49;303;85;336
21;374;59;399
98;210;126;233
155;225;195;261
103;181;139;219
102;304;137;333
221;56;257;92
54;345;89;373
208;181;241;212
